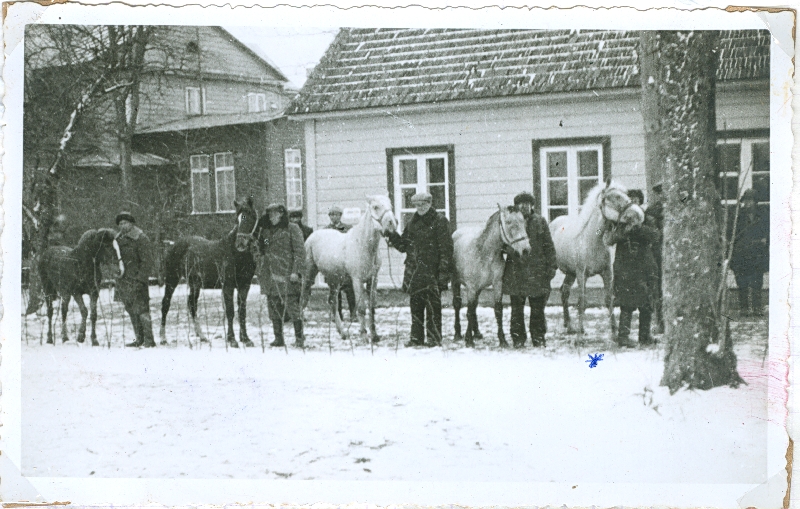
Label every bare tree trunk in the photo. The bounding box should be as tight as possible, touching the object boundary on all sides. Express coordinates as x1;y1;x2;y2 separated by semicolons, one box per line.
641;31;744;393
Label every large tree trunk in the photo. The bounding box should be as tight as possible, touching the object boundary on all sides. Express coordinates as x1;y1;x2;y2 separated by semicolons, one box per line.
640;31;744;394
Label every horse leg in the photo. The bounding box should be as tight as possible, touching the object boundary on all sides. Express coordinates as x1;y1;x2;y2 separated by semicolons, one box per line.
74;293;88;344
60;295;71;343
452;280;463;342
366;276;379;343
237;285;254;347
351;277;369;341
464;302;478;348
188;286;207;342
492;285;506;347
472;289;484;341
601;268;617;340
160;281;177;344
561;272;577;333
330;284;348;340
576;271;587;337
89;291;99;346
301;262;319;311
45;297;54;344
222;287;238;348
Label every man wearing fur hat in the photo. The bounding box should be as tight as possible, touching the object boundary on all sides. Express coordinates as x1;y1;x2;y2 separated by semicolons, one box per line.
114;211;156;348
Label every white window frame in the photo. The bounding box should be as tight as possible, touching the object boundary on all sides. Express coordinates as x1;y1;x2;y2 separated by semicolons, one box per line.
392;152;450;231
190;154;211;215
248;92;267;113
214;152;235;213
285;148;303;210
539;143;604;219
185;86;206;115
717;137;770;207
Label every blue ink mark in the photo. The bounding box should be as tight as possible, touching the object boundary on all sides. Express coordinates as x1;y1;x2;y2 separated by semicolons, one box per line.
586;353;604;368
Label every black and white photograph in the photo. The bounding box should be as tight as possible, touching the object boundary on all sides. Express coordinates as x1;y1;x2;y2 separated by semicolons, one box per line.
1;3;794;507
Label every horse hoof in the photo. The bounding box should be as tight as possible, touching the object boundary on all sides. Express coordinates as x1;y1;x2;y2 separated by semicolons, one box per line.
159;340;169;346
498;340;510;349
199;338;210;343
77;335;85;344
241;339;255;348
227;340;239;348
91;339;99;347
473;331;484;340
453;333;463;342
465;340;475;348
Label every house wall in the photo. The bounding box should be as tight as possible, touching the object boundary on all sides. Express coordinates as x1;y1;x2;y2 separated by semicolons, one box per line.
305;84;769;286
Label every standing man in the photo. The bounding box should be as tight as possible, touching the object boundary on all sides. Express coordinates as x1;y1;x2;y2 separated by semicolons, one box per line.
288;209;314;241
730;189;769;317
257;203;307;347
502;192;557;348
646;182;665;333
114;211;156;348
386;192;453;347
325;205;357;322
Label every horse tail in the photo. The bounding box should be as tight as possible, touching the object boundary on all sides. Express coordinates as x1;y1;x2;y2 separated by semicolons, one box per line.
161;238;190;288
301;248;318;311
451;272;462;310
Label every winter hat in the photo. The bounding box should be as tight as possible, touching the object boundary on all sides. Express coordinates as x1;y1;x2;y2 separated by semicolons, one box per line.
513;192;536;206
115;211;136;225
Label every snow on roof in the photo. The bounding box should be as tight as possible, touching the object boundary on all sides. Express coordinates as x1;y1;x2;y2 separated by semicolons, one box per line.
289;29;770;115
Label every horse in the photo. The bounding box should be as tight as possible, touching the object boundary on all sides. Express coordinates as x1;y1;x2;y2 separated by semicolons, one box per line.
302;195;398;343
37;228;118;345
160;197;259;348
549;180;644;338
452;205;531;347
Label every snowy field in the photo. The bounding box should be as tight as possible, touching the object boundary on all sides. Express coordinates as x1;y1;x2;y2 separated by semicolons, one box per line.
21;284;769;483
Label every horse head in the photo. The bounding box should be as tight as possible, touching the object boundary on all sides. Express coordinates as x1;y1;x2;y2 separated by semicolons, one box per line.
598;182;644;227
498;204;531;256
77;228;119;265
233;196;259;252
366;194;398;235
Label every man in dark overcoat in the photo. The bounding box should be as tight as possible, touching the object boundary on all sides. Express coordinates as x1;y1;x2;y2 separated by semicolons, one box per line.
114;211;156;348
386;192;454;347
502;192;557;348
730;189;769;316
257;203;307;347
604;214;660;347
325;205;357;322
288;209;314;241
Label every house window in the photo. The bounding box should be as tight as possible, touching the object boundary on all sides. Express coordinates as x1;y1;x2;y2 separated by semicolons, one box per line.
214;152;235;213
248;93;266;113
285;149;303;209
537;142;605;222
392;151;450;230
186;87;206;115
190;154;211;214
716;135;770;233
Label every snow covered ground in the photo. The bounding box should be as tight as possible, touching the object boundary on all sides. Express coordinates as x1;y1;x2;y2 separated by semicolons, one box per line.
21;285;770;483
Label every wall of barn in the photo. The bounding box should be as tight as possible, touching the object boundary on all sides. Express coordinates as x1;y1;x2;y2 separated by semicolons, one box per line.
304;83;769;287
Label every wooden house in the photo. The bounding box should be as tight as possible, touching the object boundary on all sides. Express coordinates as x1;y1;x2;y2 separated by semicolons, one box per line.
288;29;770;287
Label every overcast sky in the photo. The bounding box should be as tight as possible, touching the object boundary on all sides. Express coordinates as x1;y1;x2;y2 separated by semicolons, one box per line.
223;27;339;89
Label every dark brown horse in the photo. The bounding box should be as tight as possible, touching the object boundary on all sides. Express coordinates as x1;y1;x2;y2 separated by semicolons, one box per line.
37;228;118;345
160;198;259;348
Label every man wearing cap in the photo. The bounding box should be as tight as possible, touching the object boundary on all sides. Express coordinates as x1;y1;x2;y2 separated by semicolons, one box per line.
114;212;156;348
502;192;557;348
325;204;357;321
646;182;665;333
386;192;453;347
288;209;314;241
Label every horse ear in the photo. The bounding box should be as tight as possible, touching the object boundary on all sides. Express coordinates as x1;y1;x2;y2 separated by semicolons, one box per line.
247;196;254;208
497;203;503;214
604;177;612;188
234;199;240;209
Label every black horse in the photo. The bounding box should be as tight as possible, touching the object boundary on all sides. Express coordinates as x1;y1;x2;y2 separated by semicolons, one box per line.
37;228;118;345
160;197;259;348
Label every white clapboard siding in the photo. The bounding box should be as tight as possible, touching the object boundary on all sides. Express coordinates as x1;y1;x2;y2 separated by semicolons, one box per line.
306;86;768;288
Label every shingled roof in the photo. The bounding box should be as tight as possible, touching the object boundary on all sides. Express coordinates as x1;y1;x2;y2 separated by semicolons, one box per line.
288;29;769;115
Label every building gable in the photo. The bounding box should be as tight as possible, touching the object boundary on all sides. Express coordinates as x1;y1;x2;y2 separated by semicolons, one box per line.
289;29;769;115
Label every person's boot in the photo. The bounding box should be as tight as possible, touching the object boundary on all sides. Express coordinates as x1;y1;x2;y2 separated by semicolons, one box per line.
638;310;655;346
738;288;751;317
139;313;157;348
125;313;144;347
751;286;764;316
293;320;305;348
616;308;636;348
269;321;285;347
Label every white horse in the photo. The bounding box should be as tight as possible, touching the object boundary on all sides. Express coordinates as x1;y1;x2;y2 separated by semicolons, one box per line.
549;180;644;338
302;195;398;343
452;205;531;347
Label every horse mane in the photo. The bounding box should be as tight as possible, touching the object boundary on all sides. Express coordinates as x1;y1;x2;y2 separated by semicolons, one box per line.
568;181;628;233
476;205;518;248
74;228;116;260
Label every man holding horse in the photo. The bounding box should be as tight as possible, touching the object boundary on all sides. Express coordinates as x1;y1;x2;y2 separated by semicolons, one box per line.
386;192;453;347
325;205;357;322
114;211;157;348
502;192;558;348
257;203;307;348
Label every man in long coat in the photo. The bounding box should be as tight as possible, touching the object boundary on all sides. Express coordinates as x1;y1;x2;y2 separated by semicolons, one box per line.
502;192;557;348
257;203;306;347
386;192;454;347
288;209;313;241
604;214;660;347
114;211;156;348
730;189;769;316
